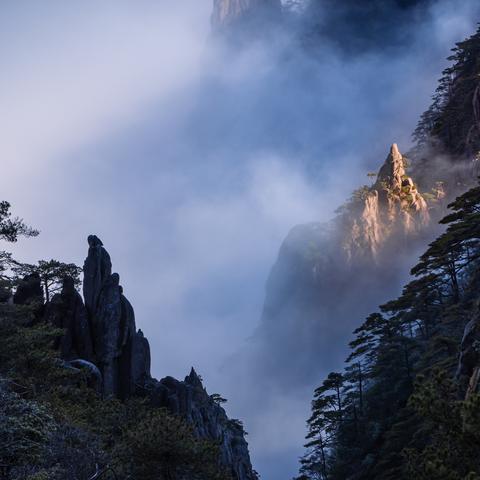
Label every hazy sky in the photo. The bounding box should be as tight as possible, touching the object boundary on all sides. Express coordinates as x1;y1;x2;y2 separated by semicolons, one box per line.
2;1;480;479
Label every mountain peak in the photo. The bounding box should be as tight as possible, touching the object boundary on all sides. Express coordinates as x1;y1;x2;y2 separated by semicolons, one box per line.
342;144;429;262
211;0;282;31
185;367;204;388
375;142;406;191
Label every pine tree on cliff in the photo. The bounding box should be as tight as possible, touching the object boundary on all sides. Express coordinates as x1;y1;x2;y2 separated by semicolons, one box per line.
0;201;38;299
0;201;38;243
414;25;480;156
12;259;82;303
297;180;480;479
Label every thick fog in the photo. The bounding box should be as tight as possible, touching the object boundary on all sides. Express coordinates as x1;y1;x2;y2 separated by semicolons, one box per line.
2;1;480;478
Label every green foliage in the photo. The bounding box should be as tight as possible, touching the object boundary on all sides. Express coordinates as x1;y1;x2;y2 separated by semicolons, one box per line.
405;371;480;479
352;185;372;202
335;185;373;216
12;259;82;302
0;201;38;243
0;304;233;480
0;305;68;397
0;385;55;466
413;26;480;156
211;393;228;404
0;201;38;299
115;408;232;480
299;180;480;479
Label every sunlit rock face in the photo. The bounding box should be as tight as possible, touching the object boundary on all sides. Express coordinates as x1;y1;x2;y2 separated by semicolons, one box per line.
256;144;434;387
341;144;430;263
211;0;281;31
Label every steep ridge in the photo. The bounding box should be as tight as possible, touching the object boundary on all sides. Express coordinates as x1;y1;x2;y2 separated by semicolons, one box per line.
41;235;256;480
285;23;480;480
257;144;435;385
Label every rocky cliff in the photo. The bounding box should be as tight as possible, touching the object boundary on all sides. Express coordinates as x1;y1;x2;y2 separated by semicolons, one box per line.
211;0;281;32
42;235;256;480
256;143;435;385
340;143;430;263
147;369;256;480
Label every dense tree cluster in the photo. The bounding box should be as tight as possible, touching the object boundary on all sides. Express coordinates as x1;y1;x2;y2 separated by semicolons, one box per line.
0;202;81;304
0;302;233;480
297;181;480;479
413;26;480;157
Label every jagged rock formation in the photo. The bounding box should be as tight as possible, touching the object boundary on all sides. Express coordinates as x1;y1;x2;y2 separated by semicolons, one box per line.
80;235;150;398
256;144;434;385
147;368;257;480
83;235;112;319
43;235;255;480
44;277;93;361
132;329;151;387
211;0;281;31
341;144;429;263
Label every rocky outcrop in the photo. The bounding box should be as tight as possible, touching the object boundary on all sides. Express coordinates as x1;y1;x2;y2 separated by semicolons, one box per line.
255;144;435;387
132;329;151;387
44;277;93;361
83;235;112;319
69;359;103;393
147;368;257;480
211;0;281;31
44;235;256;479
44;235;148;398
341;144;430;263
91;272;125;396
82;237;147;399
13;273;43;306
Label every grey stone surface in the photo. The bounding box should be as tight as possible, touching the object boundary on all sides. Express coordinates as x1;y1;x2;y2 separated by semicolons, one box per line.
44;276;93;361
68;359;103;393
83;234;112;319
211;0;281;33
147;368;258;480
51;234;256;479
132;328;151;387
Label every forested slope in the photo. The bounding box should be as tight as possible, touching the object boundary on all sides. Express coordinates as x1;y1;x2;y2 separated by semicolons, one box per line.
297;25;480;480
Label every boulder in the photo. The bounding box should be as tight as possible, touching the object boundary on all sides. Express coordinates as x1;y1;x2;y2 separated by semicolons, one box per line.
13;273;43;306
456;311;480;398
68;359;103;394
